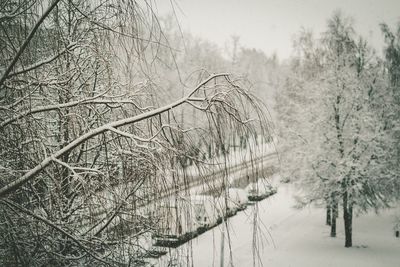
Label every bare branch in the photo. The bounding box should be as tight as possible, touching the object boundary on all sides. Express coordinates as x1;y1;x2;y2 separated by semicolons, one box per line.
0;73;229;198
6;42;78;78
0;0;62;88
0;92;154;128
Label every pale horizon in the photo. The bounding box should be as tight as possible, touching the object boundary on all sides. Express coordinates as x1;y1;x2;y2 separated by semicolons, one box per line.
156;0;400;60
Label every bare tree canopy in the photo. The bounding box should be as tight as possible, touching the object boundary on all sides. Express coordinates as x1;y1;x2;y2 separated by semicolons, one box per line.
0;1;273;265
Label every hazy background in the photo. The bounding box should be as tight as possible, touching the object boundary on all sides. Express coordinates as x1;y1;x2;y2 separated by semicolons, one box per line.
155;0;400;60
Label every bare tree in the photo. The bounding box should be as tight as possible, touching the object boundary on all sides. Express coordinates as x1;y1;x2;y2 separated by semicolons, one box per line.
0;1;271;265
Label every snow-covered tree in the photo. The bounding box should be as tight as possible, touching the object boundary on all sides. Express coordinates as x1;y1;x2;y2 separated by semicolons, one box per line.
0;1;271;265
276;11;398;247
380;21;400;181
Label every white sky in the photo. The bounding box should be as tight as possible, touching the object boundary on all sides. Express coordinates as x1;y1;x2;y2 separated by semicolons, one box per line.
155;0;400;60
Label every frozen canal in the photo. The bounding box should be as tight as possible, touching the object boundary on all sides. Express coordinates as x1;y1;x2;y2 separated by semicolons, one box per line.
155;181;400;267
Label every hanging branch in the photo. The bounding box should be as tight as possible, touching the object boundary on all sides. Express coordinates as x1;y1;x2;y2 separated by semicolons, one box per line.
0;0;62;88
0;199;112;265
0;73;228;198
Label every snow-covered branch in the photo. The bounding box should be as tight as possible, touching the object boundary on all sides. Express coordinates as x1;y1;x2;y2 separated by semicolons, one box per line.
0;73;229;198
0;0;62;88
0;93;150;128
6;42;78;78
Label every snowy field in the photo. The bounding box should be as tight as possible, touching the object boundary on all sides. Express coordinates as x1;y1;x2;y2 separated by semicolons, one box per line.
156;181;400;267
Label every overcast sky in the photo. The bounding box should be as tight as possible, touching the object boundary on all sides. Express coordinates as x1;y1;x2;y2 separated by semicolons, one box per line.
155;0;400;60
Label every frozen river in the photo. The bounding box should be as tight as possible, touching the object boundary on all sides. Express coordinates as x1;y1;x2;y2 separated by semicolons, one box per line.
153;181;400;267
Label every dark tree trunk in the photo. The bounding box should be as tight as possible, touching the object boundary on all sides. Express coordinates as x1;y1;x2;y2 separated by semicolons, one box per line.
329;196;339;237
343;191;353;247
330;196;338;237
326;204;331;226
330;215;336;237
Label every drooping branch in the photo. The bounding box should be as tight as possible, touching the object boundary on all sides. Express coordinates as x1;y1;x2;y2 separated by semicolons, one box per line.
0;94;149;128
0;199;112;265
0;0;37;23
0;73;228;198
0;0;62;88
6;42;78;78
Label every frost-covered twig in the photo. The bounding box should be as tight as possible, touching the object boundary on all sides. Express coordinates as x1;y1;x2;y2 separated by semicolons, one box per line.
0;0;62;88
0;73;229;198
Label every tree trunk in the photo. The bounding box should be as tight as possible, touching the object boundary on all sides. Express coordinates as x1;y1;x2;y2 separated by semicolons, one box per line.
330;210;336;237
326;204;331;226
330;196;338;237
343;191;353;247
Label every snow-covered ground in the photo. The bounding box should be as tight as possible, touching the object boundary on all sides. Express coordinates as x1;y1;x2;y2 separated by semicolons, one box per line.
154;180;400;267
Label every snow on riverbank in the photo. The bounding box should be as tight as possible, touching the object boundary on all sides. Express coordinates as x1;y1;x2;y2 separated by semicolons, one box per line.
154;182;400;267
